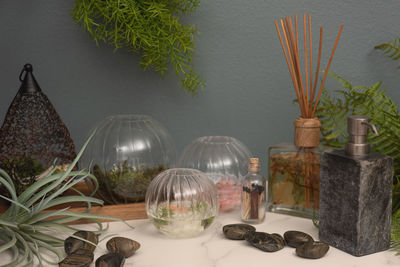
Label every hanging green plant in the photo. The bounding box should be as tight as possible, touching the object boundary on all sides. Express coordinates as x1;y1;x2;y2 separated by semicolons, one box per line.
72;0;204;94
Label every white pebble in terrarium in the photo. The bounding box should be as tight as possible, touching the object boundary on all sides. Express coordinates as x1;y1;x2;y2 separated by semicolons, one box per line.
146;168;218;238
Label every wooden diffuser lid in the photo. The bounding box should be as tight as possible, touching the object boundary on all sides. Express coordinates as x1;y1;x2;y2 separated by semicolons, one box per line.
294;117;321;148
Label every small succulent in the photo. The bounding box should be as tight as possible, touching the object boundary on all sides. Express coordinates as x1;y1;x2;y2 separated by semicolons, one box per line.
0;135;132;266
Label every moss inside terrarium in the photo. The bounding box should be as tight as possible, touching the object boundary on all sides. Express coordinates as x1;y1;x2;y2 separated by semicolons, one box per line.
92;162;166;204
0;155;46;196
201;216;215;229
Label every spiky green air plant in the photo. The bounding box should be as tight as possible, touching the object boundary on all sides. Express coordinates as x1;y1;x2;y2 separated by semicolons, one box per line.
0;136;132;266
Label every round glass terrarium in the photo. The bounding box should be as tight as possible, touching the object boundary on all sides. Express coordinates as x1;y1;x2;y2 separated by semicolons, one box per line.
81;115;176;204
178;136;252;212
146;168;218;238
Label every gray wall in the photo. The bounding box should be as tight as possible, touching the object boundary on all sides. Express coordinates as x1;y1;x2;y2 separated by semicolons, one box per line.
0;1;399;174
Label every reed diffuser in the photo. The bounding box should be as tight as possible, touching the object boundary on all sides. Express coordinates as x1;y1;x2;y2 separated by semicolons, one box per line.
267;14;343;218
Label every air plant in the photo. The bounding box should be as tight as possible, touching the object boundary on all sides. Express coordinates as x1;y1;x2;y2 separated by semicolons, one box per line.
0;136;131;266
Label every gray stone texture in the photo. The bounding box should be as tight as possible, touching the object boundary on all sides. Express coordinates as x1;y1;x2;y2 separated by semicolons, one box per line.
319;149;392;257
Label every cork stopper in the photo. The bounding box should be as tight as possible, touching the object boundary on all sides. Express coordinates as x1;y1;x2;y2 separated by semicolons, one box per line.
249;158;259;172
294;117;321;148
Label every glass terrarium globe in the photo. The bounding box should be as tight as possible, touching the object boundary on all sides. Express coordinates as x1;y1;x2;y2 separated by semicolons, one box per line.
178;136;252;212
146;168;219;238
81;114;176;204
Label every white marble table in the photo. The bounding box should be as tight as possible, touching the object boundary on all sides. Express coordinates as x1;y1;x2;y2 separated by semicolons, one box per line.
79;211;400;267
3;211;400;266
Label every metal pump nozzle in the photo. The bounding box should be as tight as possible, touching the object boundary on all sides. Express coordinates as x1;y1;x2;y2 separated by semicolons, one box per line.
345;115;378;156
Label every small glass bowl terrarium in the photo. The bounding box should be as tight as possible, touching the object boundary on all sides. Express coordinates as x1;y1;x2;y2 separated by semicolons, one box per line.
178;136;252;212
146;168;218;238
81;115;176;204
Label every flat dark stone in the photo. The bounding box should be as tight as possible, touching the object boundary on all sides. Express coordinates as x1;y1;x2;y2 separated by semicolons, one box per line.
65;231;98;255
59;250;94;267
245;231;285;252
296;241;329;259
95;253;125;267
270;233;285;246
106;237;140;258
284;231;313;248
70;249;94;260
223;224;256;240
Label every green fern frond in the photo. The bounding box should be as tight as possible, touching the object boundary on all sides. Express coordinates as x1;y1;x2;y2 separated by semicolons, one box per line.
375;38;400;68
317;73;400;213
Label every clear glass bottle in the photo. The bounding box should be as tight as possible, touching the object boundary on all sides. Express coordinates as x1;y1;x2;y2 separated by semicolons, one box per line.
267;142;323;219
241;158;266;223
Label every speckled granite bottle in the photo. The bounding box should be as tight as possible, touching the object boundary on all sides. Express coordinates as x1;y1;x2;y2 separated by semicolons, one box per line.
319;116;393;256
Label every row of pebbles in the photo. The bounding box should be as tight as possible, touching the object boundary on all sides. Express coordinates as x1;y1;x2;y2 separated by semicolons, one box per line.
223;224;329;259
59;231;140;267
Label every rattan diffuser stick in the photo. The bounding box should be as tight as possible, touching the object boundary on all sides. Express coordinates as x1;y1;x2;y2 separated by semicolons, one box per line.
275;14;343;118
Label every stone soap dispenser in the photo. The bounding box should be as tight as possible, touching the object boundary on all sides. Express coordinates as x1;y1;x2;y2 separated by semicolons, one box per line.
319;115;393;256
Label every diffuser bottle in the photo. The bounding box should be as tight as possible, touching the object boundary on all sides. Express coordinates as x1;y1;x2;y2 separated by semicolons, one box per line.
241;158;266;224
268;118;323;218
270;14;343;219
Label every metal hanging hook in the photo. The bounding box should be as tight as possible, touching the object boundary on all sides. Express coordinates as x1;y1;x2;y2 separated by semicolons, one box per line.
19;63;33;82
19;68;25;82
